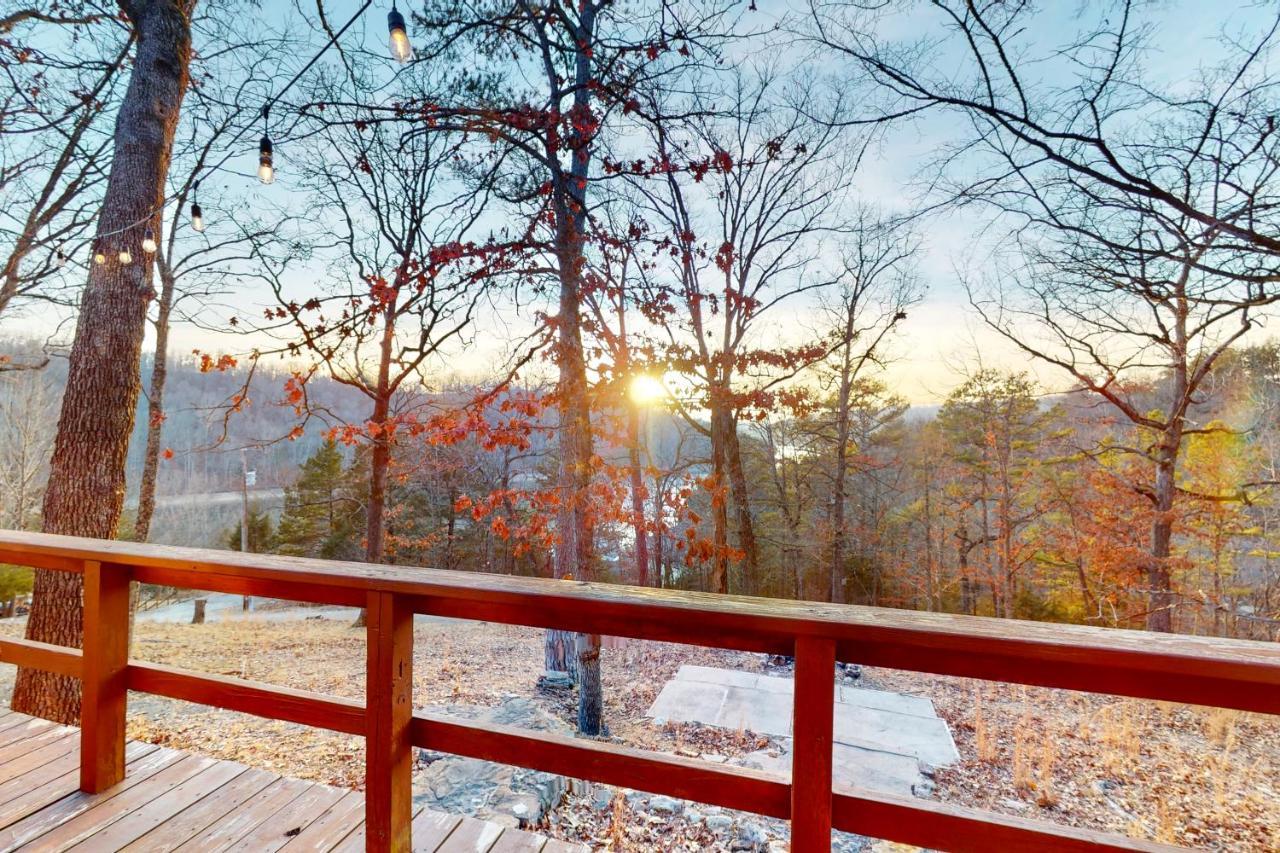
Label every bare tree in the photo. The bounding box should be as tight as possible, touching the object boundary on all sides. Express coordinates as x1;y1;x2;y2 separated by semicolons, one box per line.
0;3;128;333
632;68;864;594
817;213;920;602
813;0;1280;630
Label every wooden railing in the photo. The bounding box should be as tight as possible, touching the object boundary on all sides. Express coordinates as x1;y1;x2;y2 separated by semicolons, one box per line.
0;531;1277;852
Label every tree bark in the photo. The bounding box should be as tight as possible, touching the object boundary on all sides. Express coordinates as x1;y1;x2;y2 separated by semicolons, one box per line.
12;0;194;724
723;415;759;596
1148;440;1180;632
628;405;649;586
708;404;731;595
353;304;398;631
134;264;176;543
544;0;602;736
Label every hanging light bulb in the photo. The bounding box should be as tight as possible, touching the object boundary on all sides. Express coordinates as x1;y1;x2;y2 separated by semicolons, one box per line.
258;135;274;184
191;179;206;232
93;247;106;265
118;247;132;264
54;246;67;268
142;226;157;254
388;3;412;63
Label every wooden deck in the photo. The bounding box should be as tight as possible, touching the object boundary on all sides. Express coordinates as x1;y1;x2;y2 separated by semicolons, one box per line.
0;709;582;852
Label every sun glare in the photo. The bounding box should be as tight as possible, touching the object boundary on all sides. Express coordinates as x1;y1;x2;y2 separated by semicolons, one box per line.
629;374;667;406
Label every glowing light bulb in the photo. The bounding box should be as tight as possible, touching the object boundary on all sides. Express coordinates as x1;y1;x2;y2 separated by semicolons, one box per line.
191;202;205;233
388;7;412;63
141;227;157;253
118;248;132;264
258;135;274;184
93;249;106;265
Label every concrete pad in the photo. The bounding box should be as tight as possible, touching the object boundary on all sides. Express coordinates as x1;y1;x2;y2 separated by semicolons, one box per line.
675;664;760;688
753;673;797;694
833;743;925;797
646;680;727;725
736;743;924;798
839;685;937;718
714;686;793;736
832;705;958;767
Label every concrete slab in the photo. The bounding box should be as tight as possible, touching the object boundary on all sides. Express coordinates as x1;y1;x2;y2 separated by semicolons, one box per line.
645;664;960;800
646;679;728;725
736;742;924;798
714;686;793;736
838;685;937;718
832;705;958;767
675;664;760;688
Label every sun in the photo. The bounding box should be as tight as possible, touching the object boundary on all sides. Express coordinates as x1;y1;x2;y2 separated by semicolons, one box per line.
629;374;667;406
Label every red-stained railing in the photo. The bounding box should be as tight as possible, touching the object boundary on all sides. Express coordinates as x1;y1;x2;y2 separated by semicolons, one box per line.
1;531;1277;852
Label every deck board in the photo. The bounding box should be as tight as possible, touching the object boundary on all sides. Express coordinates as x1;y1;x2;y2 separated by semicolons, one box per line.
0;711;584;852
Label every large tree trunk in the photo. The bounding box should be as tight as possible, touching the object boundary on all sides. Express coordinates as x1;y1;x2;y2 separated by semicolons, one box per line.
707;405;731;594
352;307;398;630
627;405;649;586
134;264;176;542
829;372;852;604
12;0;194;724
1148;443;1179;632
723;415;759;595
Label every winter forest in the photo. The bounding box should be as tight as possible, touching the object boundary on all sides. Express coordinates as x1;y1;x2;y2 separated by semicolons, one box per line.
2;0;1280;849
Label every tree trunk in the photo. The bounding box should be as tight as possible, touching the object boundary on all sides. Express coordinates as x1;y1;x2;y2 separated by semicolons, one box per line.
12;0;194;725
133;265;175;543
354;307;398;631
707;407;731;594
723;415;759;595
628;405;649;586
1148;448;1179;632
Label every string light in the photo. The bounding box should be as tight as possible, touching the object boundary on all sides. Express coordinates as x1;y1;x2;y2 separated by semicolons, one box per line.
93;246;106;265
142;227;157;253
388;2;412;63
54;246;67;268
118;247;132;264
191;180;205;232
258;106;275;184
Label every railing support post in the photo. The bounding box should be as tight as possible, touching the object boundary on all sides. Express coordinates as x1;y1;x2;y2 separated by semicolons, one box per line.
365;591;413;853
791;635;836;852
80;560;130;793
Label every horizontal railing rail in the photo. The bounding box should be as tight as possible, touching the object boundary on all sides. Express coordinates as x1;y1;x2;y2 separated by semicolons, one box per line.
0;530;1277;852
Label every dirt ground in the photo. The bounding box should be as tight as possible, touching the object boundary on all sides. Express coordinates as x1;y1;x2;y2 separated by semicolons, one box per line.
2;614;1277;851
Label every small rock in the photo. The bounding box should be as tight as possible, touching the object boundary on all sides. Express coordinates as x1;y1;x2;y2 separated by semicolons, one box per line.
731;821;768;851
536;670;575;691
625;791;649;809
648;795;681;815
999;797;1028;811
701;753;727;763
706;815;734;833
591;787;614;810
685;808;703;824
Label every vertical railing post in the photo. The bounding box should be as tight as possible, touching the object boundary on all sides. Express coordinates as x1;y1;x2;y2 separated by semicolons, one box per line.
791;635;836;852
365;591;413;852
80;559;130;793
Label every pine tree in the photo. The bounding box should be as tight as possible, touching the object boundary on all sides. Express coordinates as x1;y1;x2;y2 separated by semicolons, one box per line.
274;440;364;560
226;503;276;554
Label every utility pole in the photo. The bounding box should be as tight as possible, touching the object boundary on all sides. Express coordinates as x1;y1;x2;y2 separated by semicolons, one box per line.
241;448;252;611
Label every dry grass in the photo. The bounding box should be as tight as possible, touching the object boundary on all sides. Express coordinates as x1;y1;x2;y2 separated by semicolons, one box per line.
871;668;1280;851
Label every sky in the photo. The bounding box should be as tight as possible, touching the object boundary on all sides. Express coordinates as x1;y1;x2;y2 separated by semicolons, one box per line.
3;0;1277;407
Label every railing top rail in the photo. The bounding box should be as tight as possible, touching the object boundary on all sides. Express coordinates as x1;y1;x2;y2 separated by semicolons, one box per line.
2;529;1278;713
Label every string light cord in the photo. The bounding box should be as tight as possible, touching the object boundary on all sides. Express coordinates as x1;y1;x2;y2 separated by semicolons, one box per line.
82;0;378;254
